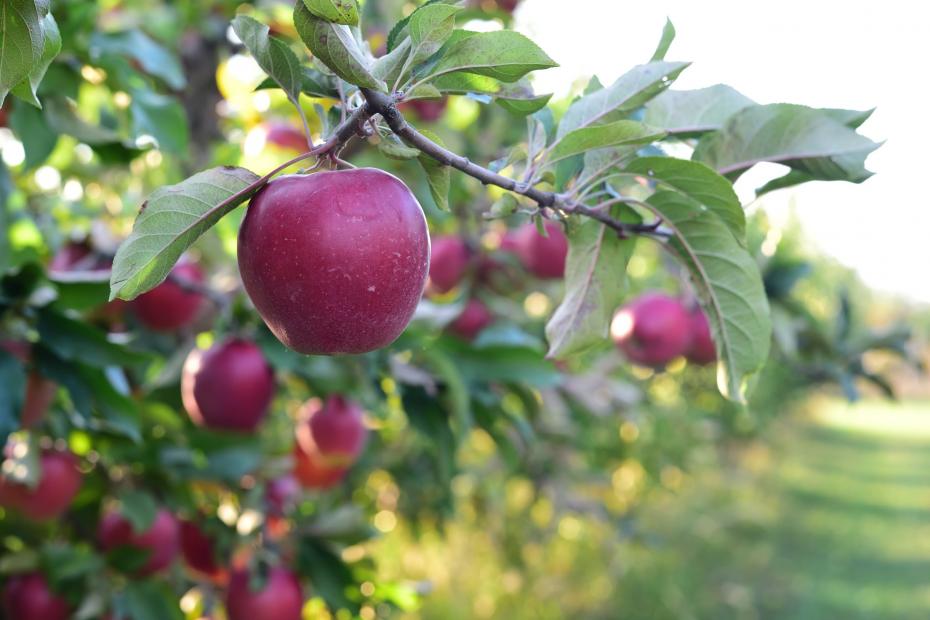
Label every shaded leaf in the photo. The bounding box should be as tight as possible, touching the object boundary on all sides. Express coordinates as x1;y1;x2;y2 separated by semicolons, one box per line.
643;84;755;135
9;100;58;168
0;348;26;446
129;88;189;154
10;12;60;107
0;0;46;105
643;191;771;401
37;308;150;368
119;490;158;533
232;15;303;102
416;128;450;211
110;166;260;300
88;30;186;90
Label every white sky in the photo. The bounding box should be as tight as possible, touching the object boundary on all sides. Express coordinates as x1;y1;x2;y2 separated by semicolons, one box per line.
517;0;930;303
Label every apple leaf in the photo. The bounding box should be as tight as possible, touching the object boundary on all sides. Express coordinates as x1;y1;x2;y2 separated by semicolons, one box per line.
378;134;420;160
256;66;339;99
0;0;47;106
643;84;755;136
0;349;26;447
110;166;261;301
88;29;186;90
372;37;411;87
643;191;771;402
431;72;551;115
547;120;665;165
301;0;359;26
232;16;303;104
556;61;689;139
416;128;450;211
10;12;60;108
423;30;557;84
37;309;150;369
119;489;158;533
650;18;676;62
128;88;189;154
546;207;638;359
294;2;387;92
625;157;745;241
407;3;461;66
692;104;881;182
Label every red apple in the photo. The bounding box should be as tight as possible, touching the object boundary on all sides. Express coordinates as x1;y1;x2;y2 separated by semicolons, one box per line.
496;0;520;13
1;573;70;620
97;508;180;575
400;98;448;123
182;338;275;432
300;396;368;467
685;308;716;365
293;442;347;490
226;565;303;620
0;449;81;521
238;169;430;355
612;292;691;368
428;235;470;294
264;122;308;153
0;100;10;128
131;261;205;331
511;221;568;279
180;520;224;580
49;241;94;272
449;299;494;341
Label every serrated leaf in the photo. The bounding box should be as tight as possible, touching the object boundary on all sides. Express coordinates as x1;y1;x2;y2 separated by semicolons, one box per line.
693;104;881;184
10;12;60;108
129;88;189;154
0;0;46;105
88;30;186;90
386;0;460;53
0;349;26;446
294;2;386;91
301;0;359;26
378;134;420;160
232;15;303;103
416;128;450;211
110;166;261;300
408;3;461;66
625;156;745;241
643;191;771;401
546;207;638;358
650;18;675;61
548;120;665;165
424;30;557;84
557;61;689;139
643;84;755;135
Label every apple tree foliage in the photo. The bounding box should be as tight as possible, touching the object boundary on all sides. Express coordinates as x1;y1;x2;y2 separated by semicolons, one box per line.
0;0;912;618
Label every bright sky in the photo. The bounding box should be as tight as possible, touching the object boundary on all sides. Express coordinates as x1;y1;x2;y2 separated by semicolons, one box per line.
517;0;930;303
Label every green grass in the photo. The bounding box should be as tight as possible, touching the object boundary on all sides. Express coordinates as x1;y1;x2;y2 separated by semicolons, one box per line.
377;399;930;619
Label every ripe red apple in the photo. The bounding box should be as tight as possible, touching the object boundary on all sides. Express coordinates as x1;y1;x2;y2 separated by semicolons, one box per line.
400;98;448;123
182;338;275;432
511;221;568;279
131;261;205;331
97;508;180;575
226;565;303;620
428;235;470;294
449;299;494;341
1;573;70;620
293;442;347;490
299;396;368;467
685;308;716;365
0;449;81;521
49;241;94;272
496;0;520;13
264;122;308;153
180;520;224;580
612;292;691;368
238;169;430;355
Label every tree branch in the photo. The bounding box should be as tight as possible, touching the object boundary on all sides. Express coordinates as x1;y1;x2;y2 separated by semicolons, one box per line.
358;88;668;240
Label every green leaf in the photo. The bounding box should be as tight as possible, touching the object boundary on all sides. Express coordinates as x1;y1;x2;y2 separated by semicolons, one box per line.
128;89;189;154
650;18;675;62
557;61;689;139
378;134;420;160
692;104;881;183
297;538;358;611
0;348;26;446
625;157;745;241
643;191;771;401
37;308;150;368
416;128;450;211
257;66;339;99
301;0;359;26
546;207;638;358
424;30;557;83
10;12;60;108
44;96;125;145
109;166;261;301
119;581;184;620
88;30;186;90
385;0;460;53
9;100;58;168
41;543;105;585
643;84;755;135
294;2;387;91
372;37;411;87
408;3;461;66
431;72;550;115
232;15;304;103
548;120;665;165
0;0;46;105
119;490;158;533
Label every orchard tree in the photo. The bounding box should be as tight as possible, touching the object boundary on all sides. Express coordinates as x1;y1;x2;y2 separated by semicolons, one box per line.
0;0;899;618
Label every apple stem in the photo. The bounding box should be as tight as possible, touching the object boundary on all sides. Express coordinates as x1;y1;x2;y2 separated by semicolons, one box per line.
358;88;671;241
